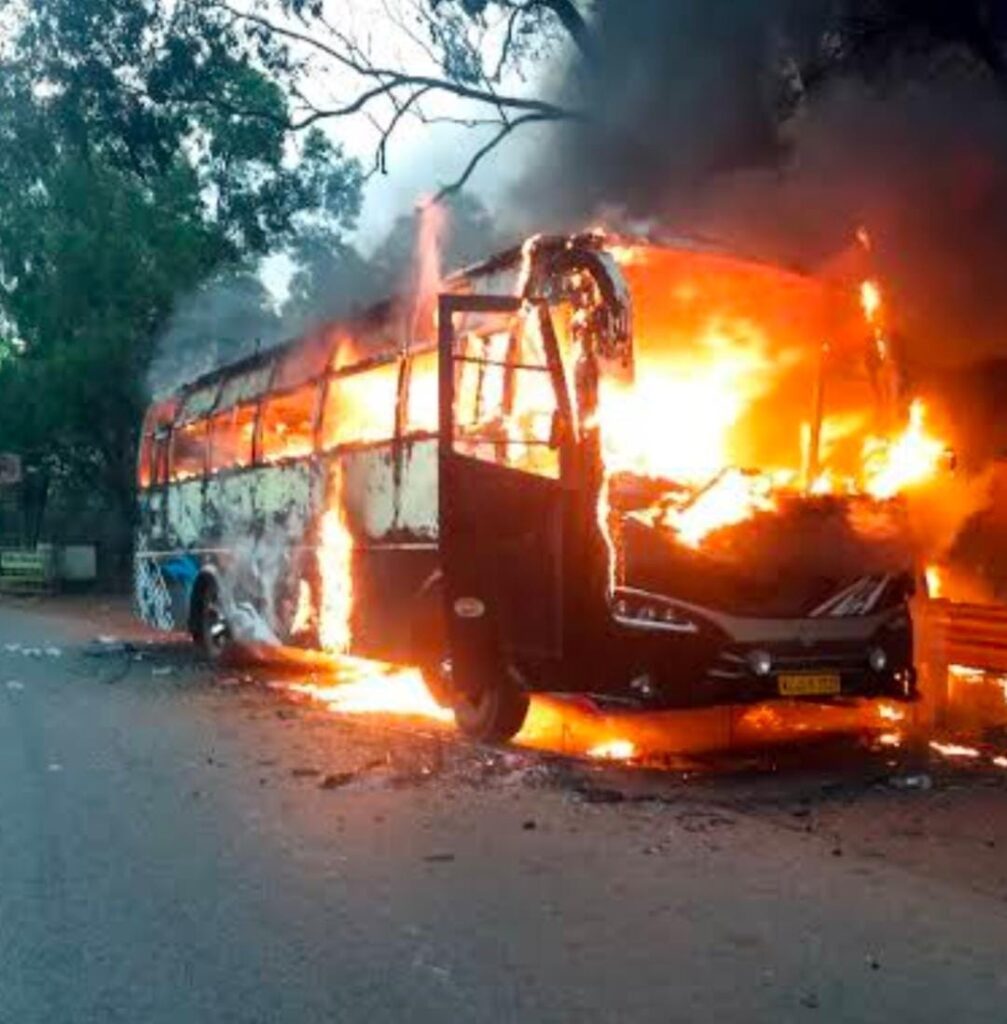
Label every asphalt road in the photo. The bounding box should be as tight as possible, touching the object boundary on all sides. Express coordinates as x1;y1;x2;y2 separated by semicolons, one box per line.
2;599;1007;1023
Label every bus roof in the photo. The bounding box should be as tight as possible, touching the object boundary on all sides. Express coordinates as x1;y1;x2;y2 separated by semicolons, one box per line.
157;231;818;411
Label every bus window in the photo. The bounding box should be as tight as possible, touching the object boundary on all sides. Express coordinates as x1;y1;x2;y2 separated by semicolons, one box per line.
260;383;319;462
454;329;508;432
139;400;178;487
322;360;400;448
171;421;209;481
151;431;170;485
179;384;220;422
209;404;257;472
330;314;399;373
404;349;438;434
219;364;273;409
453;317;559;479
137;433;153;488
274;332;334;391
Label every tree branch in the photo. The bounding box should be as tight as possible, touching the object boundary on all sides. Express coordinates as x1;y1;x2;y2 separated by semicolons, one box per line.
218;2;584;121
530;0;598;62
434;110;549;199
492;2;529;81
373;84;433;174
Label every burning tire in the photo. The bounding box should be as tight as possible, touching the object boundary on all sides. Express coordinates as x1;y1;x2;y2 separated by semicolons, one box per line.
451;663;530;743
191;576;233;664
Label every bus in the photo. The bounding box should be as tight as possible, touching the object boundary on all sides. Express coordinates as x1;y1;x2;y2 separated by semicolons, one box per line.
135;231;917;741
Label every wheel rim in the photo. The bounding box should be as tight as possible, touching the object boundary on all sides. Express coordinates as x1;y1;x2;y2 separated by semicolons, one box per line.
203;592;230;656
454;670;504;724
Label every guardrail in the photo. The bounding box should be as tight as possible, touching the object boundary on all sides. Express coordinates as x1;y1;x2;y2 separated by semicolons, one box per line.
928;598;1007;674
908;597;1007;729
0;547;57;595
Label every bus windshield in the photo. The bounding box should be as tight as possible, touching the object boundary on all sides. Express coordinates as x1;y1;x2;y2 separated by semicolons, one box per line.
604;244;875;492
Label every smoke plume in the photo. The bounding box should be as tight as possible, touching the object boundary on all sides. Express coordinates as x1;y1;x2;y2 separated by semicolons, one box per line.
148;271;283;398
518;1;1007;375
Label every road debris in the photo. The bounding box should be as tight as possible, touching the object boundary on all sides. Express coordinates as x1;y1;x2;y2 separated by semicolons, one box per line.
2;643;63;658
84;639;131;657
889;773;934;791
319;771;356;790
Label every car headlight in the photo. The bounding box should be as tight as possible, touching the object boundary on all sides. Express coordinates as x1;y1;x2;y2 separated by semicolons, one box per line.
747;649;773;677
868;646;888;672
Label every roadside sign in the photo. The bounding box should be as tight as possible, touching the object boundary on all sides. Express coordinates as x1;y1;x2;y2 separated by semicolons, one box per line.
0;453;22;486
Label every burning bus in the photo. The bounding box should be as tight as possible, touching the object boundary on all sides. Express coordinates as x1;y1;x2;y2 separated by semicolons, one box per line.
135;231;938;741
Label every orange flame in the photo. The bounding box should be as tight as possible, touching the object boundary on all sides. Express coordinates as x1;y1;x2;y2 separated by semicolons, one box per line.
290;579;314;635
597;324;777;485
288;660;452;722
319;469;354;654
586;738;637;760
861;399;944;499
668;470;777;548
590;248;949;549
878;703;905;722
860;279;882;325
925;565;943;598
929;740;981;759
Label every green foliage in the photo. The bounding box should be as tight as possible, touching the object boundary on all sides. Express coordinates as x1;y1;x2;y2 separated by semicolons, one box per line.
424;0;573;83
0;0;363;546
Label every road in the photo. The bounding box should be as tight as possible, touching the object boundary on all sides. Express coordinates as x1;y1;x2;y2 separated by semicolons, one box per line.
2;598;1007;1023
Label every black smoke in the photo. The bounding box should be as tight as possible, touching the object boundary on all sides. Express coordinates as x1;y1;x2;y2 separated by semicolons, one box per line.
517;1;1007;379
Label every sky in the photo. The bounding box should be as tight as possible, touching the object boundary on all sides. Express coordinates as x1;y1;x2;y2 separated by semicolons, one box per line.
260;0;561;300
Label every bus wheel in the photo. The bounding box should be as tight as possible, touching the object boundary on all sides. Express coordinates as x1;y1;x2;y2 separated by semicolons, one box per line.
193;578;231;664
452;663;530;743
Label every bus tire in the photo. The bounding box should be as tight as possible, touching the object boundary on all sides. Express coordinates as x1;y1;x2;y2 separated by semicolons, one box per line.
452;663;530;743
191;576;232;664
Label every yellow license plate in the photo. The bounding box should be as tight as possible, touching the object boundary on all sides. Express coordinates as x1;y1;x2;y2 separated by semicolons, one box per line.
778;673;841;697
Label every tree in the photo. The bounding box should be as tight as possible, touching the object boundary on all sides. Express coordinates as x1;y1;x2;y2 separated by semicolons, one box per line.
0;0;363;558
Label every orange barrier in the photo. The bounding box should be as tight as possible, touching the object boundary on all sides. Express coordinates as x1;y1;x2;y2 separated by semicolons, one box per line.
929;598;1007;674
